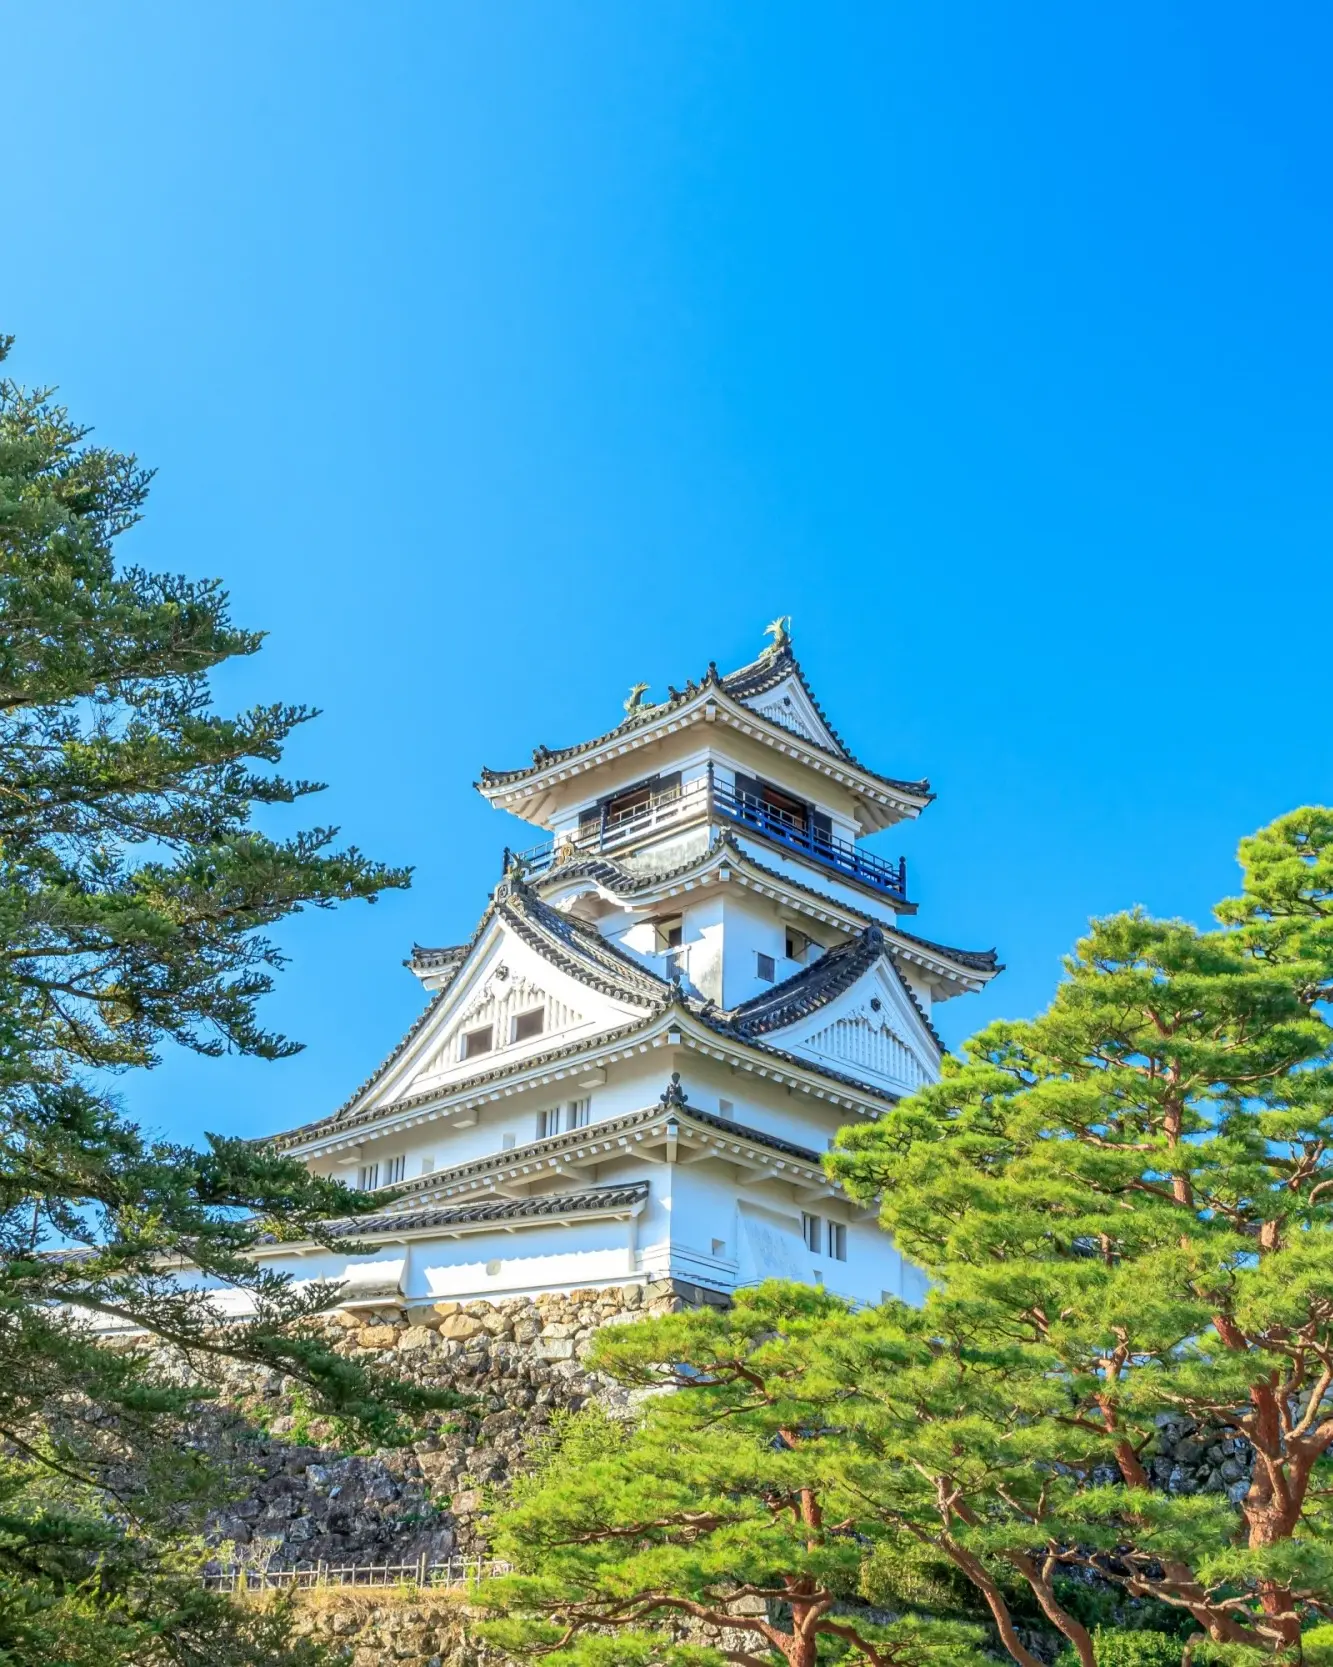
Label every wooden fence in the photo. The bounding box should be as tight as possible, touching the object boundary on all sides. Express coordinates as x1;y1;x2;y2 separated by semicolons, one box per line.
204;1555;510;1593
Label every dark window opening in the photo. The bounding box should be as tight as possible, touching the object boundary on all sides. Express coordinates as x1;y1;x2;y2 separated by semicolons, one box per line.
462;1024;493;1060
512;1008;544;1044
733;772;810;836
756;952;776;982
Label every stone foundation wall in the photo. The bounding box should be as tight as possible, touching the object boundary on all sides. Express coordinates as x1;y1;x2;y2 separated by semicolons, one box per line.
196;1280;703;1572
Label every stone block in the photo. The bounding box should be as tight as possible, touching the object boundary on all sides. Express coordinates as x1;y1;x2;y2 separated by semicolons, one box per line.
452;1488;483;1515
403;1305;444;1329
537;1337;575;1360
437;1312;485;1341
399;1326;442;1352
539;1321;573;1339
356;1326;399;1350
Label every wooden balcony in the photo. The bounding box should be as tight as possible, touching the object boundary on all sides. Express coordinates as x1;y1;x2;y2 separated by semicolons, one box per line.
515;775;909;903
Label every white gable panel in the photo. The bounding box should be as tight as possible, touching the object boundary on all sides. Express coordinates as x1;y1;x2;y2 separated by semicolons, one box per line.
361;921;645;1113
740;674;844;756
761;956;941;1100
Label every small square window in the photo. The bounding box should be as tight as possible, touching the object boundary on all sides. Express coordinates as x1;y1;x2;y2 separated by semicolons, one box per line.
462;1024;493;1060
802;1211;822;1253
421;1157;435;1174
512;1008;544;1044
711;1238;726;1258
718;1099;734;1120
654;914;684;952
827;1222;847;1262
756;952;776;982
502;1133;516;1151
813;1270;824;1287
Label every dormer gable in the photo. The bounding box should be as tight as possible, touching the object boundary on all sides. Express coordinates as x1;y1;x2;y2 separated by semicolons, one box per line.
727;928;941;1100
735;671;845;756
335;881;670;1121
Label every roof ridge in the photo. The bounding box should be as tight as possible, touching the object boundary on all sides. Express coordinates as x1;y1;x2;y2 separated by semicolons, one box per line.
725;926;885;1037
261;1183;650;1244
476;640;931;801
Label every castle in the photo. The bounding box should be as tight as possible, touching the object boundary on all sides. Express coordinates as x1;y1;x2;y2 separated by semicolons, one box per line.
243;623;999;1314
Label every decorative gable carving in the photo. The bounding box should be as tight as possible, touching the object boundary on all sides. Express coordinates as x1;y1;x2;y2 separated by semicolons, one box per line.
416;974;586;1079
738;674;845;757
803;1010;929;1093
749;693;819;744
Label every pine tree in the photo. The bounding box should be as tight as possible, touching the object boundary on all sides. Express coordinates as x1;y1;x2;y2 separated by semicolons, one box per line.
478;1284;992;1667
0;338;455;1665
484;809;1333;1667
827;806;1333;1662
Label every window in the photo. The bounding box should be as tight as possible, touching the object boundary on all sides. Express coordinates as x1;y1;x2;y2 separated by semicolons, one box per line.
654;914;684;952
827;1221;847;1261
733;773;809;835
756;952;776;982
462;1024;493;1060
502;1133;516;1151
567;1098;591;1129
421;1157;435;1174
512;1008;544;1044
785;927;823;965
537;1108;561;1139
386;1154;406;1185
802;1212;822;1253
711;1238;727;1258
718;1099;735;1120
357;1162;380;1191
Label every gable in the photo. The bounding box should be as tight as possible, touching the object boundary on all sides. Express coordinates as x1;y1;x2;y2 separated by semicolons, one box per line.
354;917;650;1114
738;673;845;756
759;955;940;1099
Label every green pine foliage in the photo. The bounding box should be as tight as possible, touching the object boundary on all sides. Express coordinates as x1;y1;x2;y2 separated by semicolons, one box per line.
828;805;1333;1663
0;339;460;1664
478;1284;993;1667
483;808;1333;1667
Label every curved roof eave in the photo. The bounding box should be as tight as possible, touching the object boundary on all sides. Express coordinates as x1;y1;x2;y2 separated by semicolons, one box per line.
475;648;932;813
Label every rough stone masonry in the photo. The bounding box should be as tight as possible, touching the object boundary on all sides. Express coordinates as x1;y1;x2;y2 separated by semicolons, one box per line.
187;1279;711;1574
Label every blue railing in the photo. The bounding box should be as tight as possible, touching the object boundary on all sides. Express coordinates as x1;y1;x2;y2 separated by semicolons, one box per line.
513;777;908;902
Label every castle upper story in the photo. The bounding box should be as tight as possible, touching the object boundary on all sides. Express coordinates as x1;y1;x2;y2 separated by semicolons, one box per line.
264;624;1000;1295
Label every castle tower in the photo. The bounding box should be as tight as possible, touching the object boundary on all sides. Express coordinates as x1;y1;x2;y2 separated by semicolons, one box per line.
262;624;1000;1311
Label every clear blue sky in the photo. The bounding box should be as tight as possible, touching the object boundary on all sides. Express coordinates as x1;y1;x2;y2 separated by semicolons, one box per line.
6;3;1331;1146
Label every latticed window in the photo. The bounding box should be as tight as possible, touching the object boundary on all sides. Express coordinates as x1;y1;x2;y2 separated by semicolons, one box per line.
357;1162;380;1191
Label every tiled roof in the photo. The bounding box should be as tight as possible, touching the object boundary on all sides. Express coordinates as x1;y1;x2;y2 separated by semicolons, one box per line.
406;943;468;974
668;1102;821;1164
306;879;672;1135
888;926;1000;974
262;1184;650;1244
534;829;1000;985
476;637;930;801
726;927;887;1037
371;1100;826;1210
500;880;669;1008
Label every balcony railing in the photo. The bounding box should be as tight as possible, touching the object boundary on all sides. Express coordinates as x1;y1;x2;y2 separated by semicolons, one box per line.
514;775;908;902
